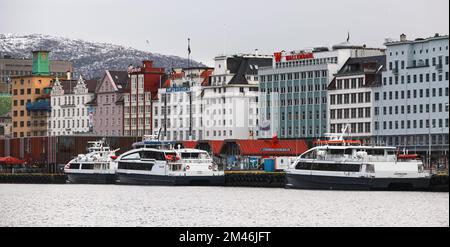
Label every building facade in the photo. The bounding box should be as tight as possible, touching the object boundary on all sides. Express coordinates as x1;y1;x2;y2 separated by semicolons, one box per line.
202;54;272;140
49;76;97;136
11;51;55;138
258;44;385;139
92;70;129;136
328;56;386;141
124;61;166;137
153;67;212;141
0;54;73;94
374;34;449;160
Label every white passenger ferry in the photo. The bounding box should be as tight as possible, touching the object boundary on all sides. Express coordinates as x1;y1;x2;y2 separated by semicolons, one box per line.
286;130;431;191
64;140;119;184
115;136;225;186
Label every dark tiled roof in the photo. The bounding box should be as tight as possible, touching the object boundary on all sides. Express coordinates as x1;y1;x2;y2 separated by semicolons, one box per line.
336;55;386;75
329;55;386;89
108;71;129;93
227;56;272;85
59;79;99;94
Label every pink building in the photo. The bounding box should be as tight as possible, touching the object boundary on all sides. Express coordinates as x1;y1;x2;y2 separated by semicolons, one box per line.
91;70;129;136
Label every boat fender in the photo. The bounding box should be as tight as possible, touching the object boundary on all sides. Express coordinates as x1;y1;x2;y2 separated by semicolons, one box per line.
186;165;190;171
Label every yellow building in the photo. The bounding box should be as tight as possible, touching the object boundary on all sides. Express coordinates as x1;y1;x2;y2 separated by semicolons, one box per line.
11;51;55;138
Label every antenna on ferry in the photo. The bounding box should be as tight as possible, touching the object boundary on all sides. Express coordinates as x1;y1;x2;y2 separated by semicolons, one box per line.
157;128;162;141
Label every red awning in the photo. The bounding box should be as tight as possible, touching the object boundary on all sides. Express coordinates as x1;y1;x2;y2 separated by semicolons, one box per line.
210;141;225;156
236;139;309;157
0;156;25;165
182;141;198;149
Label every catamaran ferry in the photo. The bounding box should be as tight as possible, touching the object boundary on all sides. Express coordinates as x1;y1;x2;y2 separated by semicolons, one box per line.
286;131;431;191
64;140;119;184
115;136;225;186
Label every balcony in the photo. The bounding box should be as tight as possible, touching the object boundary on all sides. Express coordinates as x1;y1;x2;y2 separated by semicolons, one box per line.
26;101;51;112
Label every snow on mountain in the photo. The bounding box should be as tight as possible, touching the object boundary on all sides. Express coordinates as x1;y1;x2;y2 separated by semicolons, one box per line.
0;33;204;79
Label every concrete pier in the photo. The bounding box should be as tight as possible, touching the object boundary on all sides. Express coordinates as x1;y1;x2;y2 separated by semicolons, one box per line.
225;171;285;188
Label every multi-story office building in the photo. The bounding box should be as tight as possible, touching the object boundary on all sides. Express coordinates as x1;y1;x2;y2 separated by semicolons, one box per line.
11;51;55;138
92;70;129;136
374;34;449;161
49;76;97;136
258;44;385;139
0;54;73;94
153;67;213;141
202;54;272;140
123;61;166;137
328;55;386;142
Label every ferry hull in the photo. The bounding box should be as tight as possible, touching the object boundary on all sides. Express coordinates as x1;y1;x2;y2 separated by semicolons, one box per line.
286;173;431;191
116;173;225;186
66;173;117;184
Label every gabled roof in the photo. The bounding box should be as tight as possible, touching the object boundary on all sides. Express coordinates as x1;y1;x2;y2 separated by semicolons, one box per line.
227;56;272;85
95;70;129;94
57;79;98;94
329;55;386;90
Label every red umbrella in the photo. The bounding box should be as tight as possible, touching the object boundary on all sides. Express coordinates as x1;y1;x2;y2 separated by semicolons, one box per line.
0;156;25;165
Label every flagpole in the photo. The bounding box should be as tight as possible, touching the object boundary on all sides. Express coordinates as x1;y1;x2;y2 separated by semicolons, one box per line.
188;38;191;73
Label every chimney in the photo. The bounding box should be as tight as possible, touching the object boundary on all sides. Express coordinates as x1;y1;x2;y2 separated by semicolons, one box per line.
400;34;407;42
255;49;259;56
66;71;72;80
143;60;153;69
435;33;440;37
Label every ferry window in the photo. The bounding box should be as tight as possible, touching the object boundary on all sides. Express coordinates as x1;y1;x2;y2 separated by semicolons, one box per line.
140;151;165;160
295;162;312;170
81;164;94;170
118;162;154;171
122;152;141;160
329;149;345;155
69;163;80;169
303;150;316;159
312;163;361;172
344;149;353;155
387;150;396;156
181;153;199;159
366;149;385;156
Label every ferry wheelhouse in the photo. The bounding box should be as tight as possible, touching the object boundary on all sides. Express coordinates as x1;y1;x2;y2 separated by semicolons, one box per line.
64;140;119;184
286;132;431;191
115;136;224;186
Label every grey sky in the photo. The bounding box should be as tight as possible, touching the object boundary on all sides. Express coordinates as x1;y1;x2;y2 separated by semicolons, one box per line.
1;0;448;66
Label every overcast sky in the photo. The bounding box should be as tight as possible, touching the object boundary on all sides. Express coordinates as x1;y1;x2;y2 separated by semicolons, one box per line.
0;0;448;65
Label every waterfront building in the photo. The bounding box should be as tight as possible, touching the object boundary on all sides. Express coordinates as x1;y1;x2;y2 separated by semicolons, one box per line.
328;55;386;142
202;54;273;140
374;34;449;163
123;61;166;137
0;54;73;94
49;76;97;136
0;112;12;138
153;67;213;141
11;51;55;138
91;70;129;136
258;43;385;139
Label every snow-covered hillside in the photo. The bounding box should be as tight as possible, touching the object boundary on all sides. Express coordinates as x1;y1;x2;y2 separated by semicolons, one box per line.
0;34;204;79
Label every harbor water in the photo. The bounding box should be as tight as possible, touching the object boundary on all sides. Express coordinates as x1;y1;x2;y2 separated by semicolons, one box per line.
0;184;448;227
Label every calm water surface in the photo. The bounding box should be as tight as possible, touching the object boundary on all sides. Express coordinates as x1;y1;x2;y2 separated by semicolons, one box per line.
0;184;448;227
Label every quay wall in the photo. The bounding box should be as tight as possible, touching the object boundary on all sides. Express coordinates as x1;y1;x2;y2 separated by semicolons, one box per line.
0;172;447;191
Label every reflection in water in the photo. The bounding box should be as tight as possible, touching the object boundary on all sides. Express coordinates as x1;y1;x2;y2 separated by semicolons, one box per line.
0;184;448;227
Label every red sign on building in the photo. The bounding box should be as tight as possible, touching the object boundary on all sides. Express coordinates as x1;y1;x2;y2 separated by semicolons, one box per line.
274;52;314;62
